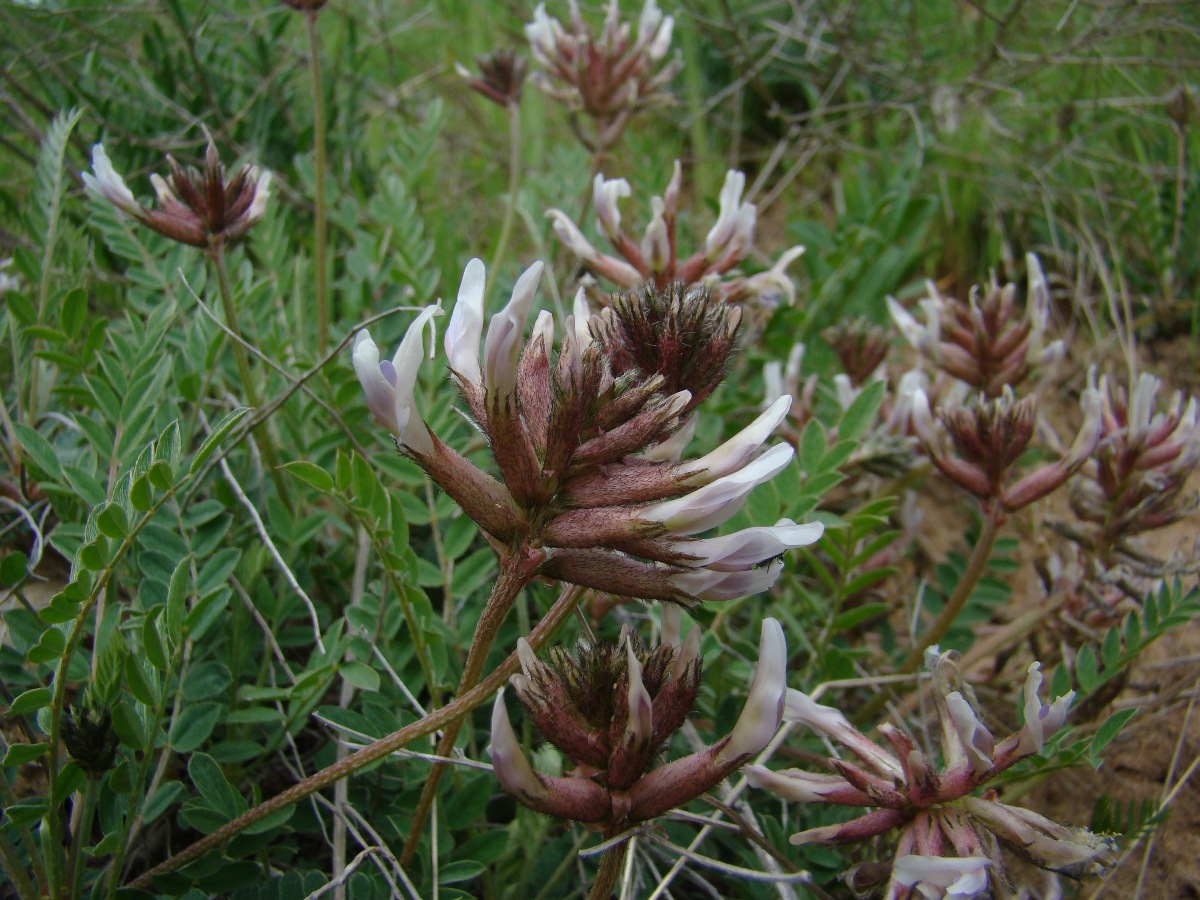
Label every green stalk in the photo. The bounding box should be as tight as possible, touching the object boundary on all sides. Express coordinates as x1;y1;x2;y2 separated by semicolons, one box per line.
67;777;100;900
208;247;294;514
857;510;1002;724
306;9;330;356
127;584;584;890
486;103;523;306
399;549;536;865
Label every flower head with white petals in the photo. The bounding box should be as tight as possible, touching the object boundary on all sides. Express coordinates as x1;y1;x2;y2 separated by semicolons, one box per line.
888;255;1064;397
354;261;815;607
547;160;804;308
747;650;1111;898
525;0;679;151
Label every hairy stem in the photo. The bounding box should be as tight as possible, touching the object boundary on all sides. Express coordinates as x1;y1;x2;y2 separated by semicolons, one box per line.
587;839;630;900
127;583;582;890
399;548;537;865
306;9;329;356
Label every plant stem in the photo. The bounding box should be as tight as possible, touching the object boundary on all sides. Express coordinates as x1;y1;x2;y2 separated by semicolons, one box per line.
587;839;630;900
208;247;294;514
127;583;583;890
0;828;38;900
306;9;330;357
486;103;522;306
209;247;257;411
857;510;1002;724
399;548;537;865
67;777;99;900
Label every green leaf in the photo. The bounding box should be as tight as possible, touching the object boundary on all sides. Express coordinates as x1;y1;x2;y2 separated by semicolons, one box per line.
8;686;52;716
1;742;48;766
166;555;191;647
129;474;154;511
26;625;65;664
838;379;886;441
30;108;83;284
0;550;29;587
124;656;158;706
156;420;183;470
142;781;187;826
170;702;223;753
148;460;174;492
182;662;232;702
60;287;87;337
40;590;83;624
438;860;486;885
110;700;147;750
13;424;63;481
95;502;129;539
190;408;252;475
188;752;247;820
799;419;827;474
142;611;169;671
1092;709;1138;757
340;660;380;693
282;461;335;492
1075;644;1099;695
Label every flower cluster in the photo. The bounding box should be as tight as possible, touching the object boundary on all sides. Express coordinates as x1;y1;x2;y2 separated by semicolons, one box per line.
83;141;271;249
888;255;1064;397
456;48;529;109
549;162;805;307
353;262;822;605
491;614;787;831
1072;369;1200;547
748;652;1114;898
822;317;892;387
912;385;1101;514
525;0;679;148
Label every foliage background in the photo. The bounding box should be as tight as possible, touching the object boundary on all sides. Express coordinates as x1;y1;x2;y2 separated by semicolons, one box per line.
1;0;1197;898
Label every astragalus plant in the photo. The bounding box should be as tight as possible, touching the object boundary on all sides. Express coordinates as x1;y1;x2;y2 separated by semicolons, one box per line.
1;1;1198;899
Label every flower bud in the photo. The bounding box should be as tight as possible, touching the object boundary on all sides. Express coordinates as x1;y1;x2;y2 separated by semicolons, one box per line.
62;699;119;776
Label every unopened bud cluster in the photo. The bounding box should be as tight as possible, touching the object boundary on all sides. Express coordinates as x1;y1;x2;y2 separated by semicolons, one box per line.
84;141;271;249
912;385;1100;513
549;161;804;307
748;651;1113;898
889;255;1064;397
354;262;822;605
525;0;679;148
491;614;787;830
62;697;119;777
456;49;529;109
1071;370;1200;547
